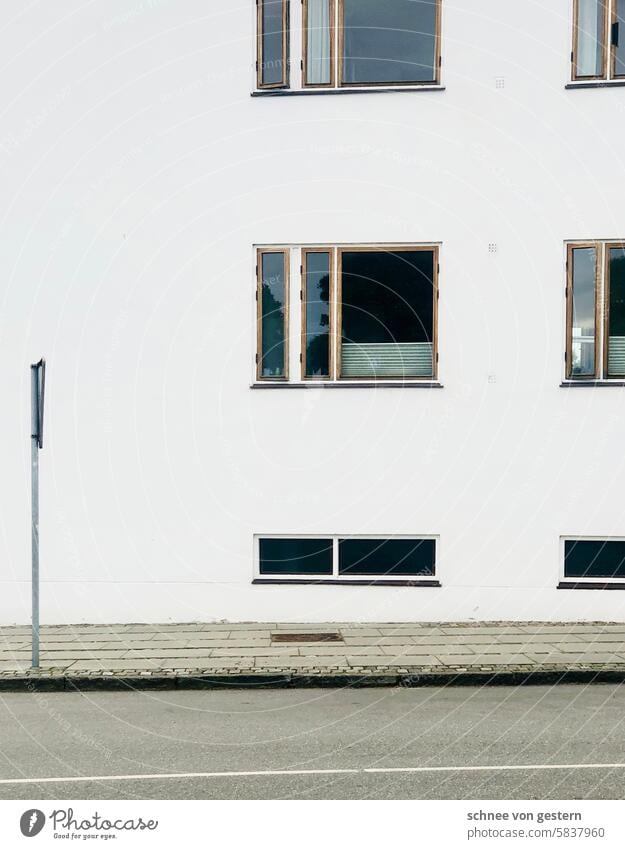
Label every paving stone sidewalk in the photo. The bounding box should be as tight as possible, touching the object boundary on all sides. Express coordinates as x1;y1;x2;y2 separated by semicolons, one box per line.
2;621;625;689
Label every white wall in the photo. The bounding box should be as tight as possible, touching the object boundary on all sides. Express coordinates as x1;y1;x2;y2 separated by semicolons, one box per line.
2;0;625;624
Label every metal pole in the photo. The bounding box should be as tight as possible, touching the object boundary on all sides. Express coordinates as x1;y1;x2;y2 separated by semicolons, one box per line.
31;364;39;669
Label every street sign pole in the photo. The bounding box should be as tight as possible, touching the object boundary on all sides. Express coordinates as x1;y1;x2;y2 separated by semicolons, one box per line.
30;359;45;669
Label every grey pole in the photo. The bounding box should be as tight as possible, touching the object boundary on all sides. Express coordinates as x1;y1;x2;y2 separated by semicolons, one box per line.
30;364;40;668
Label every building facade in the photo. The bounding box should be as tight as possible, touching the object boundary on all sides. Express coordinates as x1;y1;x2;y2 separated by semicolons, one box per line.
2;0;625;624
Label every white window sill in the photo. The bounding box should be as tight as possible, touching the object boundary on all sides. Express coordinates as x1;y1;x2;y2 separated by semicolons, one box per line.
253;578;440;587
251;381;443;389
565;80;625;89
252;85;445;97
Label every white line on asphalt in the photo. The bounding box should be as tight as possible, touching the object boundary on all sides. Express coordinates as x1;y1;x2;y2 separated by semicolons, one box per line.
1;763;625;785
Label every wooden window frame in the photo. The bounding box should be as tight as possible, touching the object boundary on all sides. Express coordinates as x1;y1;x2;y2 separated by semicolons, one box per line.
561;536;625;585
336;245;439;381
257;0;290;90
603;241;625;377
301;248;335;380
256;248;290;381
565;242;601;380
302;0;336;88
337;0;442;88
610;0;625;78
569;0;625;81
254;534;438;583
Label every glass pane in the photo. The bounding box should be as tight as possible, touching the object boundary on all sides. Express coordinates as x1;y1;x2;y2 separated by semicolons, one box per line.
304;252;331;377
259;538;334;575
339;538;436;577
341;249;434;378
342;0;437;84
570;247;597;377
608;247;625;376
306;0;331;84
261;0;286;85
260;252;287;378
615;0;625;76
575;0;606;77
564;539;625;579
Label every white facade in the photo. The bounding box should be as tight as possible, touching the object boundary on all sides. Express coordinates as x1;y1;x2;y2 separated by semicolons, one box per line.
2;1;625;624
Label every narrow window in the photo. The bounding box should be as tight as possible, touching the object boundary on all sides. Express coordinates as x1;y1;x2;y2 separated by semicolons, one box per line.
339;248;436;379
338;538;436;577
257;250;288;379
257;0;289;88
304;0;334;86
567;245;598;378
612;0;625;77
340;0;439;86
573;0;607;79
302;250;332;378
606;244;625;376
259;538;333;575
564;539;625;580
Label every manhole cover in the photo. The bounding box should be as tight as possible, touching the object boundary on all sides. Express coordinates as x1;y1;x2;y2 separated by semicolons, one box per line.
271;632;343;643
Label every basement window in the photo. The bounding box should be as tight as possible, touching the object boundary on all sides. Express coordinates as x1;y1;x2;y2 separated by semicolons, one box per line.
256;535;438;583
563;538;625;583
571;0;625;81
255;244;439;385
565;241;625;380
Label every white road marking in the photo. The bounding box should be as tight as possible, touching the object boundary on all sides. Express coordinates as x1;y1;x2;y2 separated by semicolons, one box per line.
1;762;625;785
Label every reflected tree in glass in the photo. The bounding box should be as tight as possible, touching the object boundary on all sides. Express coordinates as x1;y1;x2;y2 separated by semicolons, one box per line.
304;252;330;377
260;252;286;377
608;247;625;376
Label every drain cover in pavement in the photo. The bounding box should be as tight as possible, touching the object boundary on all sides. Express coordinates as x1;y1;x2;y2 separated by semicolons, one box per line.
271;632;343;643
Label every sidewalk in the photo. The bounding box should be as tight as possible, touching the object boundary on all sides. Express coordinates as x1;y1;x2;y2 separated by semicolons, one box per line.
2;621;625;689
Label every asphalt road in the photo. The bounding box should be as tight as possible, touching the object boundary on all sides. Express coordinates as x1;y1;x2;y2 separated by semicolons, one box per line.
0;684;624;799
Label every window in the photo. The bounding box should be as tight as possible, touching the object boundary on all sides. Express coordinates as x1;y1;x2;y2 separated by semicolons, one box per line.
255;244;439;384
563;538;625;583
257;249;289;379
565;241;625;380
256;535;438;582
258;0;442;91
572;0;625;81
340;0;440;85
257;0;289;89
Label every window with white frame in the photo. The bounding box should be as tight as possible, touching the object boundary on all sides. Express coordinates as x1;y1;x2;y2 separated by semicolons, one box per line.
255;535;438;582
565;241;625;380
255;244;439;383
572;0;625;81
256;0;442;91
562;538;625;583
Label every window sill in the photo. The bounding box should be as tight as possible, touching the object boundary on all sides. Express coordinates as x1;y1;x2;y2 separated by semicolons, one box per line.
251;381;443;389
560;381;625;387
558;581;625;590
253;578;441;587
566;80;625;89
252;85;445;97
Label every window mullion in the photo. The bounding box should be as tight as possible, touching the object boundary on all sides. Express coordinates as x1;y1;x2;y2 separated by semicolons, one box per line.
333;537;339;577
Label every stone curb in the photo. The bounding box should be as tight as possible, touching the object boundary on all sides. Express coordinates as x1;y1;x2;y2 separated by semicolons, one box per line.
2;666;625;691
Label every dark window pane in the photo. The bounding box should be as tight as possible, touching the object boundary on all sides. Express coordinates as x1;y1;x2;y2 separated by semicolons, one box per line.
614;0;625;77
608;247;625;376
261;0;286;85
304;252;331;377
259;538;333;575
564;540;625;579
260;252;287;378
570;247;596;377
341;249;434;377
574;0;606;78
342;0;437;84
339;538;435;576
